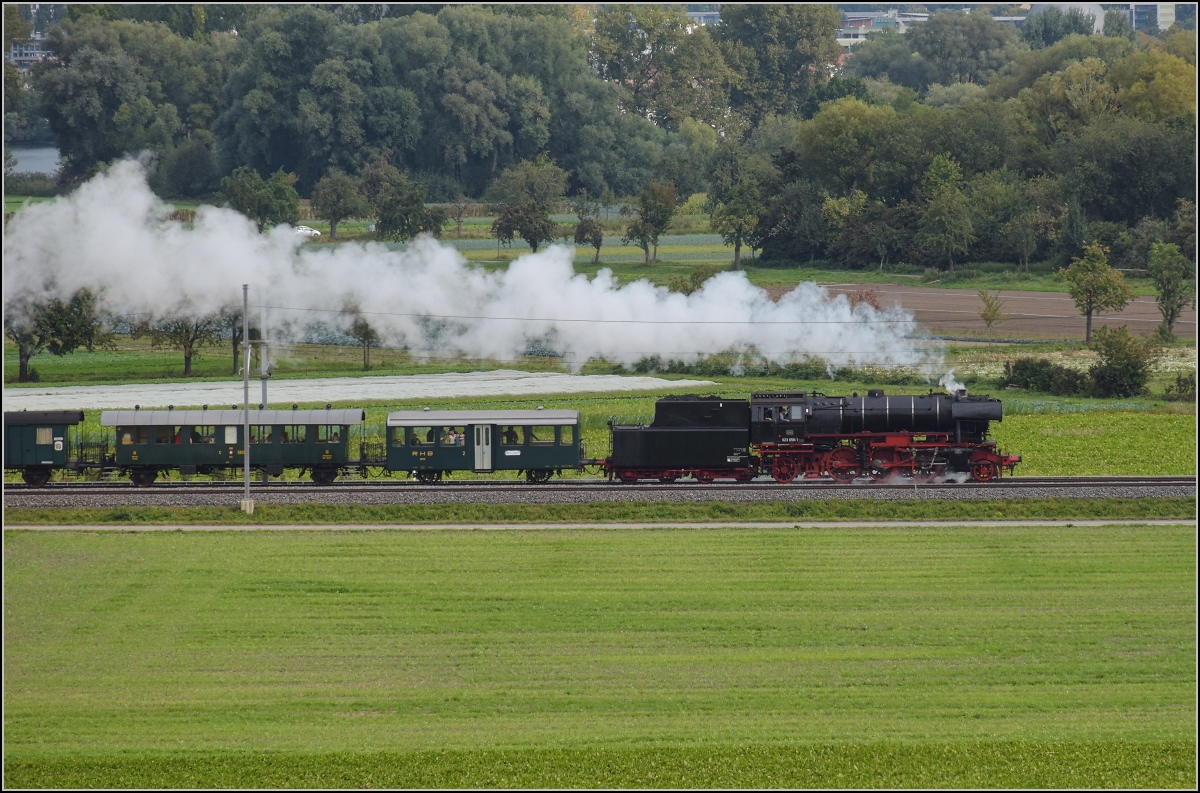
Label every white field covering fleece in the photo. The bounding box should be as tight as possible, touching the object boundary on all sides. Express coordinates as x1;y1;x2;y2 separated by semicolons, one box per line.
2;370;717;411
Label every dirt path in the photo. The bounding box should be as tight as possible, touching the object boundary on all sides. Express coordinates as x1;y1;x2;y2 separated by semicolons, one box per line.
771;284;1195;340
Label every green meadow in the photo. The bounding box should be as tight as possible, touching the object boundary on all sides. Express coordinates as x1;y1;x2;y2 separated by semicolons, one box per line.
4;525;1195;788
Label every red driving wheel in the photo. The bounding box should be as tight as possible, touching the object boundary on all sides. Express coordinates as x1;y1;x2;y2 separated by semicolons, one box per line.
825;447;861;483
772;456;799;484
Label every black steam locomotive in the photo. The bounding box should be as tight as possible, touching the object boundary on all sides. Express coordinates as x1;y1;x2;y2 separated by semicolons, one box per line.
606;389;1020;483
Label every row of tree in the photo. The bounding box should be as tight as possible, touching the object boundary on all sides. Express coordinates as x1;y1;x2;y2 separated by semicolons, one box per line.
8;5;1193;275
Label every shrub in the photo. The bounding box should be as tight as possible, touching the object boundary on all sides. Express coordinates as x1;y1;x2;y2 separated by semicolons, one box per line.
677;193;708;215
1089;325;1158;398
1162;372;1196;402
668;265;724;295
4;172;64;197
1001;357;1089;395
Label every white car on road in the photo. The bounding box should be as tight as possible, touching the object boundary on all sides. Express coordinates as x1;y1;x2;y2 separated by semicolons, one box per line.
294;225;321;237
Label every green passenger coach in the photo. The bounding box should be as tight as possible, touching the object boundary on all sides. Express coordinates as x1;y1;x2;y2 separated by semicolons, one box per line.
100;407;366;486
4;410;86;486
386;409;583;482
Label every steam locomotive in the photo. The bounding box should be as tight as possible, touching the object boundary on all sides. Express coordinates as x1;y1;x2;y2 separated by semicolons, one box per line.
607;389;1019;484
4;389;1019;487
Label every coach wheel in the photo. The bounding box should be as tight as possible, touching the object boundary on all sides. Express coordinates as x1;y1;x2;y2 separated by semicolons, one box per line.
971;462;998;483
657;475;678;484
771;457;798;484
618;471;639;484
415;470;443;484
21;468;52;488
310;466;338;486
826;447;861;484
525;469;552;484
130;469;158;488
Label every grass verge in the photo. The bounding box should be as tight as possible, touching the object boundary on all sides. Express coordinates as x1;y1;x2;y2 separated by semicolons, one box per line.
5;741;1194;788
5;525;1194;788
4;497;1195;525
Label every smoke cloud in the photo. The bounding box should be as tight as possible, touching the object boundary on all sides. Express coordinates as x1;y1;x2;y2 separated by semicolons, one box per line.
4;160;946;374
938;369;966;395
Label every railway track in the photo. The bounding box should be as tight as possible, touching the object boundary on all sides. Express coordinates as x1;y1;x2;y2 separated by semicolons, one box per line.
3;474;1196;493
6;475;1195;506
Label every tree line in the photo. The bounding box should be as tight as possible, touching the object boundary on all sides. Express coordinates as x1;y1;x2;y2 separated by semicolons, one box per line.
7;5;1194;270
4;4;1196;381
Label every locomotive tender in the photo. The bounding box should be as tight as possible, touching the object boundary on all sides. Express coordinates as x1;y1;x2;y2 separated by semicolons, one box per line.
4;389;1019;487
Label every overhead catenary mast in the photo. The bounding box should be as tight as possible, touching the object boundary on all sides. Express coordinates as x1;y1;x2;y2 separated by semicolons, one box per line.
241;284;253;514
260;300;269;409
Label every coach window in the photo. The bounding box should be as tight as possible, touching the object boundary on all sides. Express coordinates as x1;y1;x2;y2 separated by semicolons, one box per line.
137;427;151;445
250;426;272;444
560;425;574;446
501;426;524;445
317;425;341;444
281;425;307;444
192;426;216;444
119;426;149;445
36;427;53;445
390;427;406;447
440;426;465;446
411;426;434;446
530;426;554;446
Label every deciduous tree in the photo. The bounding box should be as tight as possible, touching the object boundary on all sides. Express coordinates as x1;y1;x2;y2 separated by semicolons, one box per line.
574;216;605;263
1147;241;1196;339
348;313;379;371
220;167;301;232
131;311;223;376
3;289;111;383
1021;5;1096;50
376;173;434;242
312;169;367;240
978;289;1007;332
624;180;677;264
1059;243;1136;344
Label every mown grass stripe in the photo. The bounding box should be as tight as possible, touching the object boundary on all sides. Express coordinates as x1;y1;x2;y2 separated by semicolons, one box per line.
5;742;1194;789
4;497;1194;525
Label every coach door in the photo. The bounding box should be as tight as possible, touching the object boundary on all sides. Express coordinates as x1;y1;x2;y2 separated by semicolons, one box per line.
473;424;492;471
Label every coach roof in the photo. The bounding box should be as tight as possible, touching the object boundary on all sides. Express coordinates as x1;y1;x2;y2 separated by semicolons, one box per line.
4;411;86;426
387;409;579;426
100;408;366;426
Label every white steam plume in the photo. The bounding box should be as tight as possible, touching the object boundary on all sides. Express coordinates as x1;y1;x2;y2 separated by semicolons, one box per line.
939;369;966;395
3;160;945;373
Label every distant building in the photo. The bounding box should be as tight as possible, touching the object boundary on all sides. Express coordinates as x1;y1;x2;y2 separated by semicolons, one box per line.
6;31;50;71
1122;3;1187;31
836;9;928;48
684;4;721;27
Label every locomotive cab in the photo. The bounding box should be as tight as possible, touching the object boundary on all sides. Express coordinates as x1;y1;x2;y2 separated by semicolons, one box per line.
749;392;810;445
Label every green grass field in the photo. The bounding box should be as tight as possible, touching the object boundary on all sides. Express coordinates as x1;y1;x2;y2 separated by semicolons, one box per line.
4;525;1195;787
5;497;1195;526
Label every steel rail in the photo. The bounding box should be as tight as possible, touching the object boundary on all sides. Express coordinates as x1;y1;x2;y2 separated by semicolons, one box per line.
5;475;1195;495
